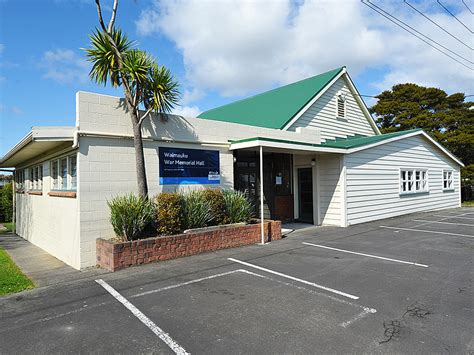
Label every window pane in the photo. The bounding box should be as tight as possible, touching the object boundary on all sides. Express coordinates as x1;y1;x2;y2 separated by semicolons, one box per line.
69;155;77;189
60;158;68;190
52;161;58;189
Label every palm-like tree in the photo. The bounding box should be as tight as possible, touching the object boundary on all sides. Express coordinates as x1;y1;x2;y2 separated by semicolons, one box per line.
83;0;180;198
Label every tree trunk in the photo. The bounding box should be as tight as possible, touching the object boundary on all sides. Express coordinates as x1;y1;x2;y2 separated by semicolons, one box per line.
131;112;148;199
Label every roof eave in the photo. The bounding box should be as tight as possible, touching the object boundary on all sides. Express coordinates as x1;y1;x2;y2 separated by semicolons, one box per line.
0;126;76;167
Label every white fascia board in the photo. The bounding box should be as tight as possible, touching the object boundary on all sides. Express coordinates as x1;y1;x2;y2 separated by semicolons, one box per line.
282;68;346;131
229;139;345;154
346;131;464;167
342;72;381;135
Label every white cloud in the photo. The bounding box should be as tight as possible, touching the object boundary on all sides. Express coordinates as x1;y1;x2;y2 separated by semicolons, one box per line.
172;105;201;117
40;49;89;84
11;106;24;115
137;0;474;97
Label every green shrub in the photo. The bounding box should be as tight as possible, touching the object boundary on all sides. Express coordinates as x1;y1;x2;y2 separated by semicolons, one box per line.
222;190;254;223
155;192;183;235
107;194;155;241
0;183;13;222
202;188;228;225
181;190;213;230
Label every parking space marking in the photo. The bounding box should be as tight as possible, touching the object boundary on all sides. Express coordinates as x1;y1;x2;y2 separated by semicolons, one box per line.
339;308;376;328
96;279;189;355
228;258;359;300
131;270;242;298
380;226;474;239
413;219;474;227
433;215;474;220
302;242;429;268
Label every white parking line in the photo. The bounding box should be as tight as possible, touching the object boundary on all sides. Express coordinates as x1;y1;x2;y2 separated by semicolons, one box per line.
96;279;189;355
380;226;474;239
227;257;359;300
433;215;474;220
302;242;428;268
339;308;376;328
131;270;242;298
413;219;474;227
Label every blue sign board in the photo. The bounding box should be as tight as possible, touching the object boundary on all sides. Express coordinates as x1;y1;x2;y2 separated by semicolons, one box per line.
159;147;220;185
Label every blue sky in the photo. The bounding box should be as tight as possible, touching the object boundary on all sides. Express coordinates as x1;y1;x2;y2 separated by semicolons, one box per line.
0;0;473;156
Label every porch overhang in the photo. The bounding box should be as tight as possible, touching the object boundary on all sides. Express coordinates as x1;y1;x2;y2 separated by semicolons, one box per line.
229;137;345;154
0;126;76;168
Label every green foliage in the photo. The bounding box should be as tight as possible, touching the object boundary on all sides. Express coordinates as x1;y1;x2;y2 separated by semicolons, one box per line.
107;194;155;241
83;28;180;117
461;164;474;185
202;189;228;225
222;190;254;224
180;190;213;230
84;28;133;87
155;192;183;236
1;183;13;222
0;248;34;296
370;83;474;172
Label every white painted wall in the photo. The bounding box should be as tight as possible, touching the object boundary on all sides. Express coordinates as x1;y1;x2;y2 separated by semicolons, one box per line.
318;154;343;226
288;76;376;141
15;152;80;269
345;135;461;225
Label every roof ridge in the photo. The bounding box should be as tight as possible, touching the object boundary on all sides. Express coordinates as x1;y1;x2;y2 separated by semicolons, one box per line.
198;67;345;123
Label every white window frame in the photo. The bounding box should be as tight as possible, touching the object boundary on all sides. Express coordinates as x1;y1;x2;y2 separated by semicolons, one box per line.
15;169;25;191
51;153;77;191
27;164;43;191
336;92;346;119
399;168;429;195
443;170;454;191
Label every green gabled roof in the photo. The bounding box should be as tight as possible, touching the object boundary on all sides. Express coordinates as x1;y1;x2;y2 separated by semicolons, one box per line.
198;67;345;129
230;129;423;150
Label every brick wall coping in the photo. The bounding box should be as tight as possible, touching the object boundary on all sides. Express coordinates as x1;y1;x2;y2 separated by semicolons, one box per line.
97;219;282;272
183;222;246;234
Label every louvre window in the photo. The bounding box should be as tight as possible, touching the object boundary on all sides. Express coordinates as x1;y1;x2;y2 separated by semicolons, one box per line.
337;94;346;118
400;168;428;194
443;170;453;190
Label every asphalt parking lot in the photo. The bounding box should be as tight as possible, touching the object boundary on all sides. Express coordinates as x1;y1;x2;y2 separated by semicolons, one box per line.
1;207;473;354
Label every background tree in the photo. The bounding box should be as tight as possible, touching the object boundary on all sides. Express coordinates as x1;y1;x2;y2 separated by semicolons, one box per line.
370;83;474;183
84;0;180;198
0;183;13;222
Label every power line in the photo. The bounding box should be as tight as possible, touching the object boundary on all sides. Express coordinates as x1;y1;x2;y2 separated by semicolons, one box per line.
361;0;474;70
365;0;473;65
462;0;474;14
437;0;474;34
404;0;473;51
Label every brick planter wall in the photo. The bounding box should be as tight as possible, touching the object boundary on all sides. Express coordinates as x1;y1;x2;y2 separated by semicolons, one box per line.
97;220;282;272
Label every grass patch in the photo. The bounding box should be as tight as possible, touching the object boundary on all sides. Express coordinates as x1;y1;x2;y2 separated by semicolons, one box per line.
1;222;15;233
0;248;34;296
462;200;474;207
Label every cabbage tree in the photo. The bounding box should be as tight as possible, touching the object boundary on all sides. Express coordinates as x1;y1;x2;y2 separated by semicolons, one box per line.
84;0;180;198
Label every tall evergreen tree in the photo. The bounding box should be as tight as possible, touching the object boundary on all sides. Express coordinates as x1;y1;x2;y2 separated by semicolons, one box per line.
370;83;474;182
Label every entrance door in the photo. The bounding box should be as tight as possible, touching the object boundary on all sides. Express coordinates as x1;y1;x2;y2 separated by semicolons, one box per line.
298;168;313;223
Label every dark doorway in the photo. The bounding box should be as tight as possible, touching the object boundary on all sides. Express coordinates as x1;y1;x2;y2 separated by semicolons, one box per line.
233;151;294;222
298;168;313;223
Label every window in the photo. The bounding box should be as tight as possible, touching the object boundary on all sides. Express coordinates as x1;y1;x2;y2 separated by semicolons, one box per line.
51;154;77;191
443;170;453;190
27;165;43;190
60;158;68;190
51;161;59;189
400;168;428;194
69;155;77;189
15;170;25;191
336;93;346;119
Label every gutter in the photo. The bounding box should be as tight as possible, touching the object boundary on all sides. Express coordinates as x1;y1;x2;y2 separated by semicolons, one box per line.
0;132;33;165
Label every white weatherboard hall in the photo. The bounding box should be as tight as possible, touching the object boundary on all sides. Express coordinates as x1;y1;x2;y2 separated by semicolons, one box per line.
0;67;463;269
